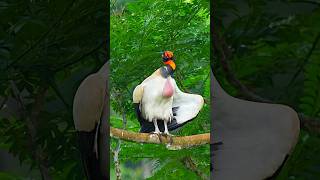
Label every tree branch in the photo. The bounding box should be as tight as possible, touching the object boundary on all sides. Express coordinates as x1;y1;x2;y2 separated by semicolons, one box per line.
5;0;76;70
299;113;320;134
10;81;51;180
212;29;271;103
112;140;122;180
110;127;210;150
111;91;129;180
30;86;51;180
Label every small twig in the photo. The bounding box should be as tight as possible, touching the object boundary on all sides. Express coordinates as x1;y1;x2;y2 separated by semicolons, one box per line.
121;111;127;129
111;93;129;180
113;140;122;180
182;156;209;180
113;110;128;180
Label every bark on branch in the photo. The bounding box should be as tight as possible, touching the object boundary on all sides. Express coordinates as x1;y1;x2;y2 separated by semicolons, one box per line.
110;127;210;150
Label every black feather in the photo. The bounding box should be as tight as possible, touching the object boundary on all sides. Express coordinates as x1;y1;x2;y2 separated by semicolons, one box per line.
134;103;193;133
77;124;108;180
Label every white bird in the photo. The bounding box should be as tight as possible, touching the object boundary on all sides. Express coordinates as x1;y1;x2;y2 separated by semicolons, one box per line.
133;51;204;135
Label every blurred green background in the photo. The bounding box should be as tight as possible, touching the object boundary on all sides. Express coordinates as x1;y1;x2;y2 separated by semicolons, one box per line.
0;0;106;179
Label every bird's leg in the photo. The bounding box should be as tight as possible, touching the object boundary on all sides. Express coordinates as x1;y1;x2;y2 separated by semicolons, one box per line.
163;119;174;145
153;119;161;134
164;120;170;135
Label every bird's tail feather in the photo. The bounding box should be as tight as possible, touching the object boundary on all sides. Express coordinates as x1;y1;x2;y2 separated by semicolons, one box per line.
77;130;105;180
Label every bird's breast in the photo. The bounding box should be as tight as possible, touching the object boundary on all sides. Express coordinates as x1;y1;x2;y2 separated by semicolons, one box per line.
162;78;174;98
140;77;174;122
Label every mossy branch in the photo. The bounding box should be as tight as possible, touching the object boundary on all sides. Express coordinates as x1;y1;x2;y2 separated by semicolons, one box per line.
110;127;210;150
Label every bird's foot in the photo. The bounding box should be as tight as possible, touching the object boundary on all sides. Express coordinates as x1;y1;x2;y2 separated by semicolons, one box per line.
150;131;163;143
162;131;173;136
151;131;161;135
162;132;174;144
163;131;170;136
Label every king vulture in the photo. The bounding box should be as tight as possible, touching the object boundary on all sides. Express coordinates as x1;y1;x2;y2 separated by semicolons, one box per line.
73;62;109;180
133;51;204;134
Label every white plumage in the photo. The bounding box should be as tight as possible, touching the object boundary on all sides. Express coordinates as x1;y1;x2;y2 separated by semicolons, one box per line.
133;68;204;134
172;80;204;124
141;76;174;123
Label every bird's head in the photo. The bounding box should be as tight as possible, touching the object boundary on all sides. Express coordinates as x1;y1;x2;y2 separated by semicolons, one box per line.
162;51;176;70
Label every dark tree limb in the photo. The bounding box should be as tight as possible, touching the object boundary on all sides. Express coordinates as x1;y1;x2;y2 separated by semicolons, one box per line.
299;113;320;134
10;81;51;180
212;28;271;103
30;86;51;180
110;89;131;180
112;140;122;180
6;0;76;70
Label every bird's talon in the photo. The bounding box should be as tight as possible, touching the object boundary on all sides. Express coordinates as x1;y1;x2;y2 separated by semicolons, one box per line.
163;132;172;136
152;131;161;135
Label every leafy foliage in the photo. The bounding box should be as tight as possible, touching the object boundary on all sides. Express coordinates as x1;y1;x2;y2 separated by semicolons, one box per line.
0;0;106;179
300;48;320;117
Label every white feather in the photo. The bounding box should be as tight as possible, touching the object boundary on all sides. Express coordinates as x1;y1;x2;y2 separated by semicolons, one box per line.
171;79;204;124
134;68;204;126
140;76;173;124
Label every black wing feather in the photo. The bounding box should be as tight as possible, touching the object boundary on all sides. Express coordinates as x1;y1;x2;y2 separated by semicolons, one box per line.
134;103;194;133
